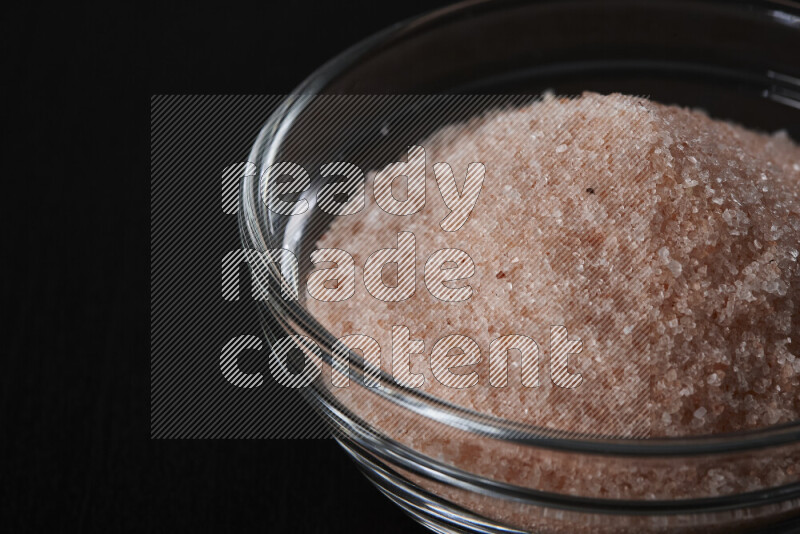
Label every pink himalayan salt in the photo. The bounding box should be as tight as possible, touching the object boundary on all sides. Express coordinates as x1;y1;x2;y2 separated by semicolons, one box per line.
307;92;800;438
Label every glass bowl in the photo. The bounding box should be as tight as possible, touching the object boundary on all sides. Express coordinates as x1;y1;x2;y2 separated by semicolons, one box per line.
241;0;800;532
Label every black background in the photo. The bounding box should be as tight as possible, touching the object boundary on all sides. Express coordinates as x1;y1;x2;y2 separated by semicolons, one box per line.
6;0;457;532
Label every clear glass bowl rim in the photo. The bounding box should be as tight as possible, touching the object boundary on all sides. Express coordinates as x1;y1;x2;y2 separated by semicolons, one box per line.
241;0;800;457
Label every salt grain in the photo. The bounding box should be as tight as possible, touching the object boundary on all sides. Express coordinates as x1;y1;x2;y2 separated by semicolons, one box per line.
311;92;800;439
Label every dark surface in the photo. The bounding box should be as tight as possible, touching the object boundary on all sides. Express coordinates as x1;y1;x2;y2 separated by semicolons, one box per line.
6;0;456;532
